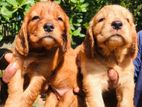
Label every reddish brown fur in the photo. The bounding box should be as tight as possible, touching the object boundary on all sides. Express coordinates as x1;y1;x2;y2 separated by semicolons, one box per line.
4;1;83;107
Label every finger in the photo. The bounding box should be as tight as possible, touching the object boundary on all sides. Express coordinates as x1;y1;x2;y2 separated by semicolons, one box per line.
2;62;17;83
108;69;118;81
73;87;80;93
4;53;13;63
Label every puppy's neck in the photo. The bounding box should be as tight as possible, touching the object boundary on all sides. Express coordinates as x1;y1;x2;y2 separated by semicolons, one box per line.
94;44;130;65
28;47;63;56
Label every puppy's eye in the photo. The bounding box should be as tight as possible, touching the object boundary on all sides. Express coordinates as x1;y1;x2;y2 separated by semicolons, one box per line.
98;18;105;23
58;16;63;22
126;18;130;23
31;16;40;21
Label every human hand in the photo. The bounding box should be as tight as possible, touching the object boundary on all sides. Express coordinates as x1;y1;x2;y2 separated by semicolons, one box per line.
107;68;119;88
2;53;18;83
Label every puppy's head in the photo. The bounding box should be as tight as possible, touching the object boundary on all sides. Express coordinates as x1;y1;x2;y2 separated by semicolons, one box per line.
85;5;137;59
16;0;70;56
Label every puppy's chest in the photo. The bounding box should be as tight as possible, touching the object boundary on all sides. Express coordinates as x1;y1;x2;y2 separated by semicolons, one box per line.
82;57;134;91
22;56;56;76
82;56;133;77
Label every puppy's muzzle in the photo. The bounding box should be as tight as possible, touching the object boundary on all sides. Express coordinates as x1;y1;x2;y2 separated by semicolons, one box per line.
105;35;124;48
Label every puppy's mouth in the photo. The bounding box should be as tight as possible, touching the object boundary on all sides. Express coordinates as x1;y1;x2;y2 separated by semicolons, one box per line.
40;35;55;41
105;34;125;49
39;35;58;49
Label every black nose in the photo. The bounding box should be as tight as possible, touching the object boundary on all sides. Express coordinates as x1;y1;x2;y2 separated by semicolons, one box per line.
43;23;54;32
111;21;123;30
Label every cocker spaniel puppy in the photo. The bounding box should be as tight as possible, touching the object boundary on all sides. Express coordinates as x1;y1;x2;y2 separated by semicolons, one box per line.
77;5;137;107
4;0;81;107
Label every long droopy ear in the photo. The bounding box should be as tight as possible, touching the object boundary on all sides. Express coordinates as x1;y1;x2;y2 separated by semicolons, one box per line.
65;16;71;48
130;24;138;60
62;14;71;52
84;18;94;58
15;16;29;56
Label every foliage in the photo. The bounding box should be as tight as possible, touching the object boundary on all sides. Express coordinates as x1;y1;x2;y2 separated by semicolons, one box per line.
0;0;36;41
0;0;35;20
0;0;142;47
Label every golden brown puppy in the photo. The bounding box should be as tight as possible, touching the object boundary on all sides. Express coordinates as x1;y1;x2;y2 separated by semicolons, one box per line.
77;5;137;107
4;0;81;107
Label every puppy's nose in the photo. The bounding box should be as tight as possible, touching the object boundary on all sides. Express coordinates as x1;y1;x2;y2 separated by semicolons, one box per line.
43;23;54;32
111;21;123;30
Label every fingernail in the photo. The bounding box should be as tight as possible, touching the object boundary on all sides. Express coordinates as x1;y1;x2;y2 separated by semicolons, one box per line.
74;87;80;93
2;75;9;83
4;53;13;63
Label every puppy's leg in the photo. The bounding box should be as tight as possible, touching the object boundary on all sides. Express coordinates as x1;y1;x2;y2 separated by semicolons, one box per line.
23;73;45;107
117;81;134;107
4;69;24;107
45;92;58;107
84;77;105;107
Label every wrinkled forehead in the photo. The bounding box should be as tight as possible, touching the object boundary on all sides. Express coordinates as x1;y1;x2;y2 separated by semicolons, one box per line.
95;5;133;20
27;1;66;19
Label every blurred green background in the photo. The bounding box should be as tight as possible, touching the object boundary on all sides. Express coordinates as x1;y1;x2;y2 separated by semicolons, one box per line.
0;0;142;47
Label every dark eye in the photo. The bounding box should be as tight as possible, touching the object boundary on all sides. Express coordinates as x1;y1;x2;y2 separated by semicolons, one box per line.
98;18;105;23
126;18;130;23
31;16;40;21
58;16;63;22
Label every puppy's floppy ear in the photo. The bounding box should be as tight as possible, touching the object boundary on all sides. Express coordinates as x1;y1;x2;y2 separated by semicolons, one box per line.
15;16;29;56
130;25;138;60
62;15;71;52
84;18;94;58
